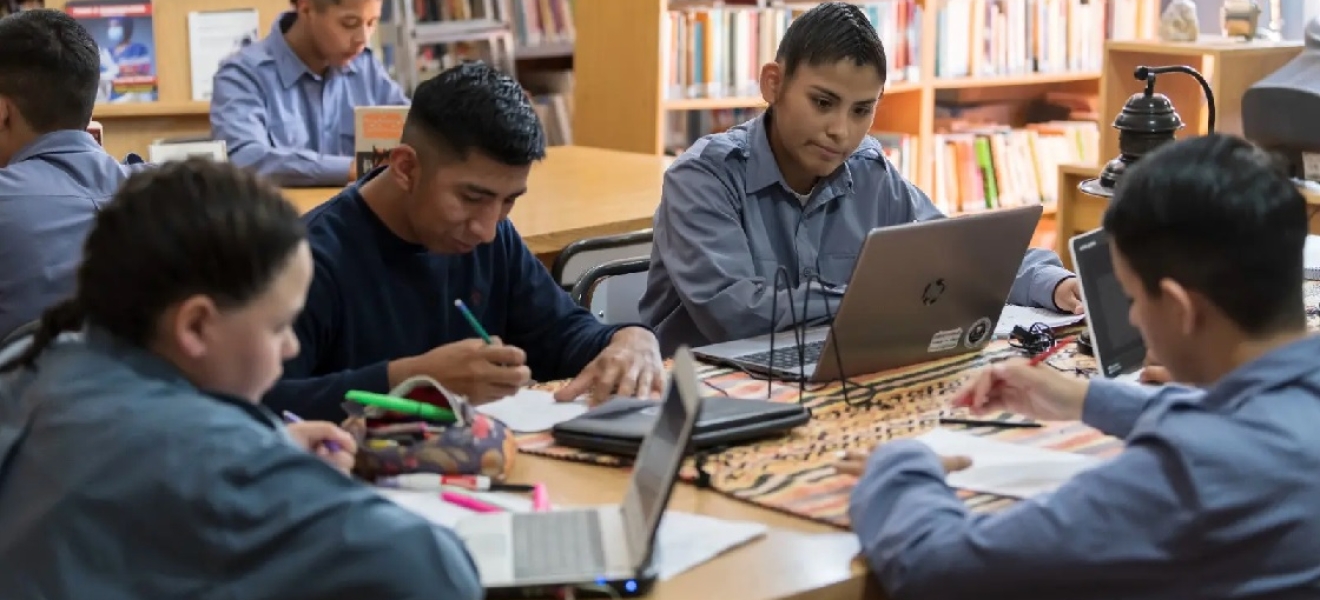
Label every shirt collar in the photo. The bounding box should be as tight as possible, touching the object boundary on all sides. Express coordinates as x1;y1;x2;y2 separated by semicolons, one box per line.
83;326;281;428
744;110;854;208
1202;334;1320;410
9;130;104;164
267;11;358;89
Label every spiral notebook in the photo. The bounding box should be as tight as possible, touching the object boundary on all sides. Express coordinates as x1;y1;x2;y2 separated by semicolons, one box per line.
1306;235;1320;281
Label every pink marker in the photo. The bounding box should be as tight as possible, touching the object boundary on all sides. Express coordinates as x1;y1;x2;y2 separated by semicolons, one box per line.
440;491;502;514
531;483;550;512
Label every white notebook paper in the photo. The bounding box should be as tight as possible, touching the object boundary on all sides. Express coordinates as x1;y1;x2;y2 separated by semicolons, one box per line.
1305;235;1320;281
915;428;1107;498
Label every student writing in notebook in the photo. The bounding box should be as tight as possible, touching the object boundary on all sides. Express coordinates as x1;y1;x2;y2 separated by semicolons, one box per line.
210;0;408;187
842;134;1320;599
263;62;663;422
0;9;144;341
638;1;1083;356
0;160;481;599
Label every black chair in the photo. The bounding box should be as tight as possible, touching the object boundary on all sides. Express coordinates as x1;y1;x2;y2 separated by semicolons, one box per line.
570;257;651;324
551;229;653;291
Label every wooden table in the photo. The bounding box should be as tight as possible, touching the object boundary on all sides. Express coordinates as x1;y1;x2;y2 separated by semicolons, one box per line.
509;456;876;600
1054;163;1320;272
281;145;672;258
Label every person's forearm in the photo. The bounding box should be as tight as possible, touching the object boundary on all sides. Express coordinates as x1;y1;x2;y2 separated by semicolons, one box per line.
227;143;352;187
1007;248;1073;308
264;363;389;421
1081;378;1175;439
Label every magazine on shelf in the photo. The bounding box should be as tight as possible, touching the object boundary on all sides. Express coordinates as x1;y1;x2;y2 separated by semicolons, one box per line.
66;0;158;103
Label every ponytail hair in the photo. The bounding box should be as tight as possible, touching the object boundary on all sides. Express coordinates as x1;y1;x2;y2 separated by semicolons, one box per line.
0;158;304;373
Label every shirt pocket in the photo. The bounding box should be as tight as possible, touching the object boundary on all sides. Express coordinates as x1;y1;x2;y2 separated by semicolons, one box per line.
818;253;858;287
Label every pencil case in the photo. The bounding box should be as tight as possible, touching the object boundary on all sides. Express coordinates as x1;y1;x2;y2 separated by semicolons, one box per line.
342;376;518;482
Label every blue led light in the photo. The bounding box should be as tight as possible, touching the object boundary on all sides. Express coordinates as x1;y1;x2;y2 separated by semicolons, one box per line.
625;580;637;593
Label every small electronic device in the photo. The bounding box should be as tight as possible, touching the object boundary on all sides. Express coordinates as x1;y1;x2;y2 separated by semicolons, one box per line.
1069;228;1147;379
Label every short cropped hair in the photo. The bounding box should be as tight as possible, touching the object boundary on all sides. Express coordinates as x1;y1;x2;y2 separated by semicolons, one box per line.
402;61;545;167
1103;134;1308;335
775;1;887;83
0;9;100;132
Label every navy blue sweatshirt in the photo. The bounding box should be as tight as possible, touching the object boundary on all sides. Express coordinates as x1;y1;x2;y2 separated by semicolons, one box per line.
263;180;624;421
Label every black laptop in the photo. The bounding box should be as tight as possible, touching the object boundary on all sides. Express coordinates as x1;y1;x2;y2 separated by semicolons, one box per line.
552;395;808;456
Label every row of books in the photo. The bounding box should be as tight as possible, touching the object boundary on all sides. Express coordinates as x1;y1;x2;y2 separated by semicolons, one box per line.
931;121;1099;214
662;1;921;101
933;0;1106;79
509;0;575;53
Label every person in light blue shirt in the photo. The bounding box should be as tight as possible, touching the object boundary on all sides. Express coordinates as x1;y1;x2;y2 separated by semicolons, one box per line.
640;2;1082;356
0;159;482;599
210;0;408;187
843;134;1320;599
0;9;141;341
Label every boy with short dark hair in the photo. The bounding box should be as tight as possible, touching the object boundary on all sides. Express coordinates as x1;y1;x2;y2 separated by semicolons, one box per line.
640;1;1082;355
0;9;141;340
844;134;1320;599
210;0;408;187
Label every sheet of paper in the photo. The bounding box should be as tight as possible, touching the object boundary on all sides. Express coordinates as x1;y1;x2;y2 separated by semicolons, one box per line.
915;428;1105;498
476;389;587;433
652;512;768;580
994;304;1086;336
375;487;766;581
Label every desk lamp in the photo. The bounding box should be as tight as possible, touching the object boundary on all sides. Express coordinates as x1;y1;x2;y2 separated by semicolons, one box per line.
1078;65;1217;199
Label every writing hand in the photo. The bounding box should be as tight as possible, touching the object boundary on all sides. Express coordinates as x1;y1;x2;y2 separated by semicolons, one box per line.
1052;277;1085;315
287;421;358;474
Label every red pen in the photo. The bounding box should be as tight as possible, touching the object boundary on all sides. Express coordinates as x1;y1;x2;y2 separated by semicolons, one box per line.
952;336;1076;408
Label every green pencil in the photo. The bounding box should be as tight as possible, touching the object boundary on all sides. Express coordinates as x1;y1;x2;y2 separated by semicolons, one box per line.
344;390;457;422
453;299;493;344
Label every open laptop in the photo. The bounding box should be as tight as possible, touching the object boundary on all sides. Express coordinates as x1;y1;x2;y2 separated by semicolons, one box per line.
452;347;703;598
1069;227;1146;382
693;205;1043;381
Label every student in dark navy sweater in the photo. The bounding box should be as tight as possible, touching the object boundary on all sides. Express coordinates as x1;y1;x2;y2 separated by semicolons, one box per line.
263;62;663;422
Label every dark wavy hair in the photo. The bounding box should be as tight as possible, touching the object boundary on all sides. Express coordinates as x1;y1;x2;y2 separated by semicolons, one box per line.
1;159;307;372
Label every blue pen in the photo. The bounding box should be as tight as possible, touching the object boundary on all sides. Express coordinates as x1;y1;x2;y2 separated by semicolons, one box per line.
281;410;343;453
454;299;494;344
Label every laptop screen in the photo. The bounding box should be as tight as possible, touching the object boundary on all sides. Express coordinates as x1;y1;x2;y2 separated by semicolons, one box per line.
618;349;701;568
1070;228;1146;377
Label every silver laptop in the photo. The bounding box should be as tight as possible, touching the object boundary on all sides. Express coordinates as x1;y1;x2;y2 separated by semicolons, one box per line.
453;348;703;597
1069;227;1147;381
693;205;1043;381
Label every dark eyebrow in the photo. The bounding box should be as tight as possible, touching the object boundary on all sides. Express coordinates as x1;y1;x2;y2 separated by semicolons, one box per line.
808;86;841;102
462;184;499;197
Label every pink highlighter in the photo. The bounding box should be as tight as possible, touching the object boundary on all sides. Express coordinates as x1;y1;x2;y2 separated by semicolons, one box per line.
531;483;550;512
440;491;502;514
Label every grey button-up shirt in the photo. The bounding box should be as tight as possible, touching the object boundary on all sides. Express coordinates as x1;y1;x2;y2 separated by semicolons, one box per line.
640;113;1073;355
210;12;409;187
0;131;140;340
0;330;482;599
851;334;1320;599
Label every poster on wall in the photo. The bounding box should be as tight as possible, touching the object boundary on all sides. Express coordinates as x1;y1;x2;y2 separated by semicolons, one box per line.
66;0;158;103
187;9;260;101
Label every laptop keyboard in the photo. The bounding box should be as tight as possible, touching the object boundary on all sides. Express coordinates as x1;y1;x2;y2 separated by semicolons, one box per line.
736;340;826;370
512;510;609;580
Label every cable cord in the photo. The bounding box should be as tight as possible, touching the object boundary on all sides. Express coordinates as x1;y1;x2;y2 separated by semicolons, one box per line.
801;272;856;406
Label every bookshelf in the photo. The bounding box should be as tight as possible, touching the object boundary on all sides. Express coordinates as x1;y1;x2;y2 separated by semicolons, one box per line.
572;0;1161;204
43;0;291;160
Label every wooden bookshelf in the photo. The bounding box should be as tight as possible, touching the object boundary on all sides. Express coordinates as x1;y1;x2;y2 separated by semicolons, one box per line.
1096;37;1303;166
45;0;292;159
571;0;1131;197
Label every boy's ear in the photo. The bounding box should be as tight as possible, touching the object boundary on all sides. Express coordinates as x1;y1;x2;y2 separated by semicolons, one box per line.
759;62;782;105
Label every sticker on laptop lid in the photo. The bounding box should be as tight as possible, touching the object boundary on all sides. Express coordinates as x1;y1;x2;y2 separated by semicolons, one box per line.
964;317;993;348
928;327;962;352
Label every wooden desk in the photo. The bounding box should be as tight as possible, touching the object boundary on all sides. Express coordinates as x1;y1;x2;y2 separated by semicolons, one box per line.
1054;163;1320;271
282;146;673;258
509;456;874;600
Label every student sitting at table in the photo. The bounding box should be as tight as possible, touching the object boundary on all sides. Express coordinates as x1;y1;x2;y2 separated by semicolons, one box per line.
263;61;664;423
0;9;143;341
842;134;1320;599
0;159;482;599
210;0;407;187
639;1;1083;356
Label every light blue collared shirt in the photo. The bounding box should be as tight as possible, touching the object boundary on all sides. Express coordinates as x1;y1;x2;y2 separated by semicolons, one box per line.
850;335;1320;600
639;112;1074;355
0;131;141;340
0;329;482;599
210;12;409;187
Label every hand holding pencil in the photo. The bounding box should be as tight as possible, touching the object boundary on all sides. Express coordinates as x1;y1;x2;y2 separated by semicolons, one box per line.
950;338;1089;422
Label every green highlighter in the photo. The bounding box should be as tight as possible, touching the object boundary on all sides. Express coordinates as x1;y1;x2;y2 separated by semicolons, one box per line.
344;390;457;423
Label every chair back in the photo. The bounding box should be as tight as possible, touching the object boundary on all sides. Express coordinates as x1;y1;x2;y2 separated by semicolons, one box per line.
551;229;653;290
570;257;650;324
